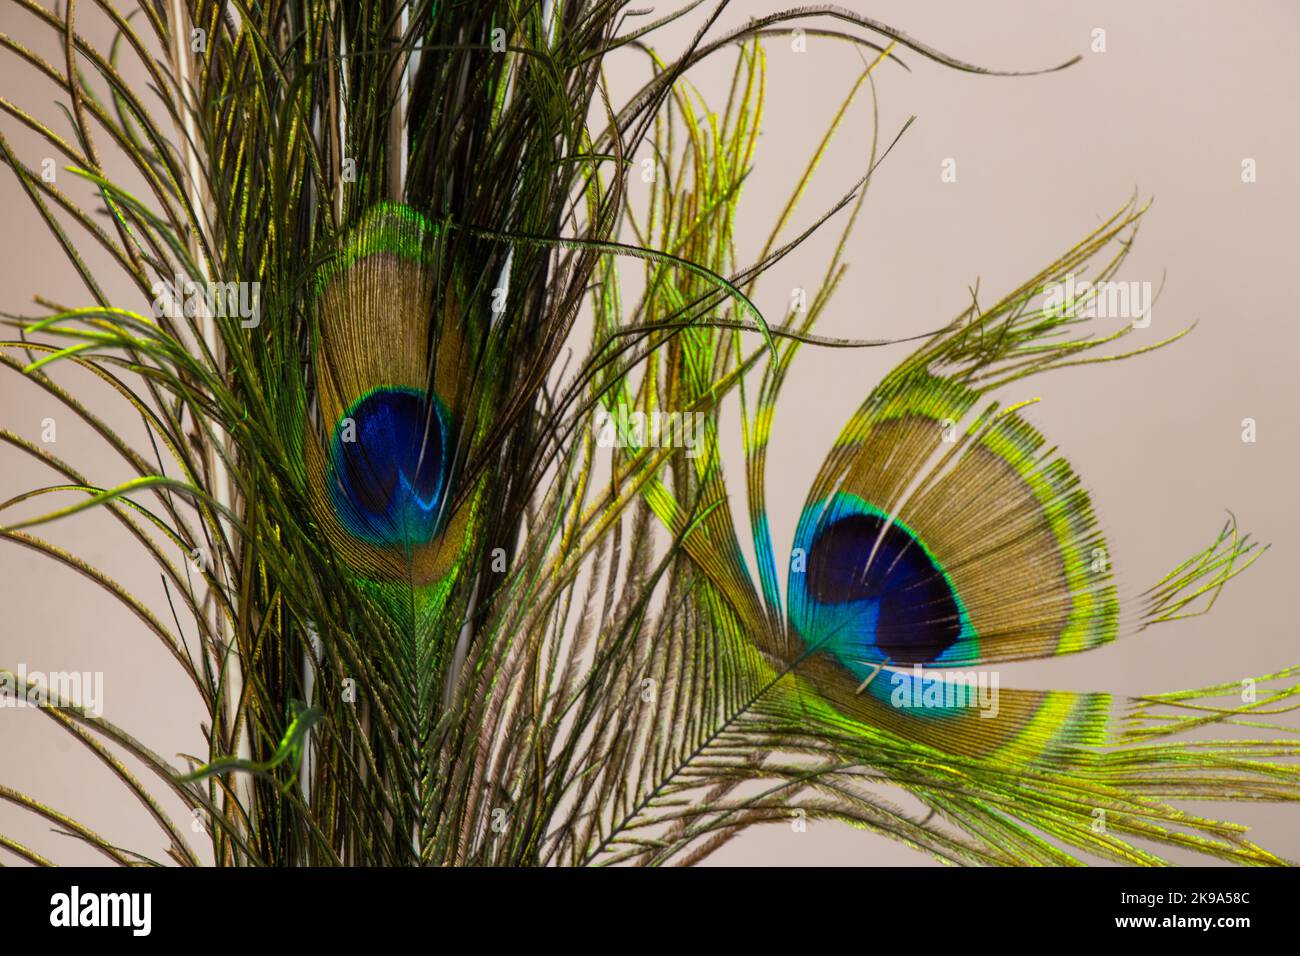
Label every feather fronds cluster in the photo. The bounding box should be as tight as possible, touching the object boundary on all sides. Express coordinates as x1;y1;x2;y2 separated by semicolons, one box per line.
0;1;1296;867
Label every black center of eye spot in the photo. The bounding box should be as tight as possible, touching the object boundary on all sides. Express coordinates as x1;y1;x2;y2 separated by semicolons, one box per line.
805;511;964;664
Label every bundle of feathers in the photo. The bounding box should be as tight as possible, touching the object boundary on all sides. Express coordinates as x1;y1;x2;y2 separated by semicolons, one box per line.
0;0;1296;866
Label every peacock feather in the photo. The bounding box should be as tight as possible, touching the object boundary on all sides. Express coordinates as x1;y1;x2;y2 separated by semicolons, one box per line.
305;204;473;640
0;1;1295;870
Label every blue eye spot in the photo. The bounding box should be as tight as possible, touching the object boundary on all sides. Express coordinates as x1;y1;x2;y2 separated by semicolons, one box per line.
792;501;970;669
328;387;450;547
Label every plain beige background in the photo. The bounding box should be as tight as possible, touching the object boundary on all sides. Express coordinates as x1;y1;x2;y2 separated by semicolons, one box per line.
1;1;1297;865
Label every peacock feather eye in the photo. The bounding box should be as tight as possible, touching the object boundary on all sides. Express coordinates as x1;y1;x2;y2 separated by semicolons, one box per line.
790;495;976;678
299;203;475;592
328;387;451;548
805;508;966;665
